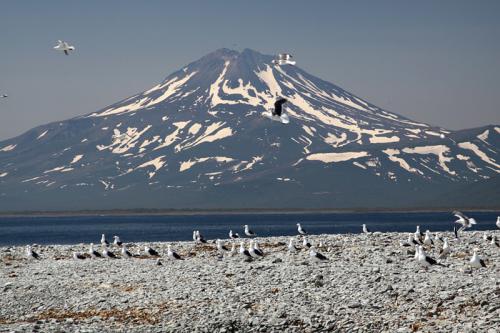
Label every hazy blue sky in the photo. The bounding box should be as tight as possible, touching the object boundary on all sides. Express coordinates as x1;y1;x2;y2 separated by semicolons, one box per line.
1;0;499;140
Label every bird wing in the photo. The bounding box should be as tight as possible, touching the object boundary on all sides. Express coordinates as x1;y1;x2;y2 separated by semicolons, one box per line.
453;211;467;219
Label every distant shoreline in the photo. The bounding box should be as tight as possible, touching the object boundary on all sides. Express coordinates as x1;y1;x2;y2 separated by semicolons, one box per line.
0;207;498;218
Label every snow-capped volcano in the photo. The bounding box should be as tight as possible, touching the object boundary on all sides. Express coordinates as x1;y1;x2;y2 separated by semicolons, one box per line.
0;48;499;211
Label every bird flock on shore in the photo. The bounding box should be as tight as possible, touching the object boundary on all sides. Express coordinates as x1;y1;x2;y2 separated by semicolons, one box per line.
24;212;500;269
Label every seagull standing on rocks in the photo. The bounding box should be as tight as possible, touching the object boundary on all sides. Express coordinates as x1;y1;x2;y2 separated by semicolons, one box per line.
496;216;500;229
249;241;263;258
216;239;229;253
195;230;207;243
303;237;312;249
438;238;450;259
101;234;109;247
103;246;117;259
239;242;252;258
297;223;307;235
288;238;299;253
145;246;160;257
26;245;40;260
229;230;240;239
229;243;237;256
453;211;477;231
121;245;132;259
362;224;370;234
89;243;102;259
309;248;328;262
470;249;486;268
416;245;444;268
167;245;183;260
113;236;122;247
491;236;499;248
72;252;86;260
423;230;434;246
415;226;424;243
399;234;413;247
244;225;256;237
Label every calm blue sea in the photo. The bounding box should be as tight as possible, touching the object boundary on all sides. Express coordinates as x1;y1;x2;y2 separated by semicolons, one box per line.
0;211;497;246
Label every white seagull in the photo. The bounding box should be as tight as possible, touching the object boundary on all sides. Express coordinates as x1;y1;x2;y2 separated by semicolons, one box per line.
362;224;370;234
469;249;486;268
102;246;117;259
297;223;307;235
399;234;414;247
438;238;450;259
452;211;477;231
121;245;132;259
100;234;109;247
496;216;500;229
53;40;75;56
244;225;256;237
309;247;328;262
145;246;160;257
416;245;443;268
167;245;183;260
415;226;424;243
303;237;312;249
423;230;434;246
113;236;122;247
491;236;499;248
229;243;237;256
288;238;299;253
239;242;252;258
216;239;229;253
272;53;296;66
195;230;207;243
72;252;86;260
249;241;263;258
229;230;240;239
88;243;102;259
26;245;40;260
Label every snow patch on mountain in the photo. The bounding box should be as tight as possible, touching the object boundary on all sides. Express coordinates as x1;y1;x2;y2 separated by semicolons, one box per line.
306;151;369;163
458;142;500;171
0;144;16;152
179;156;234;172
402;145;456;176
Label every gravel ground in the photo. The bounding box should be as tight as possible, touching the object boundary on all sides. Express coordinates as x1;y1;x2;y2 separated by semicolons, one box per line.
0;231;499;332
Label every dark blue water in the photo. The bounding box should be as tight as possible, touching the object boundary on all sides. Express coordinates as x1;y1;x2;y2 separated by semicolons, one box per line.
0;211;497;246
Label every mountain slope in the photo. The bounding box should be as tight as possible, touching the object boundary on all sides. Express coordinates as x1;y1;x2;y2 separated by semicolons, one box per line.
0;48;499;211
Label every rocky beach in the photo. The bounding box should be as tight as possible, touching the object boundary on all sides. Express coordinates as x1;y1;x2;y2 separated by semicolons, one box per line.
1;231;499;332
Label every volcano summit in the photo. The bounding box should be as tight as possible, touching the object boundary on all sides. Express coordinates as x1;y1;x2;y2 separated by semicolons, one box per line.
0;48;498;211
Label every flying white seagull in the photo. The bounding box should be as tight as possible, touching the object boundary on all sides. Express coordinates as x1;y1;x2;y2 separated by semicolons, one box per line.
452;211;477;231
53;40;75;55
272;53;296;66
